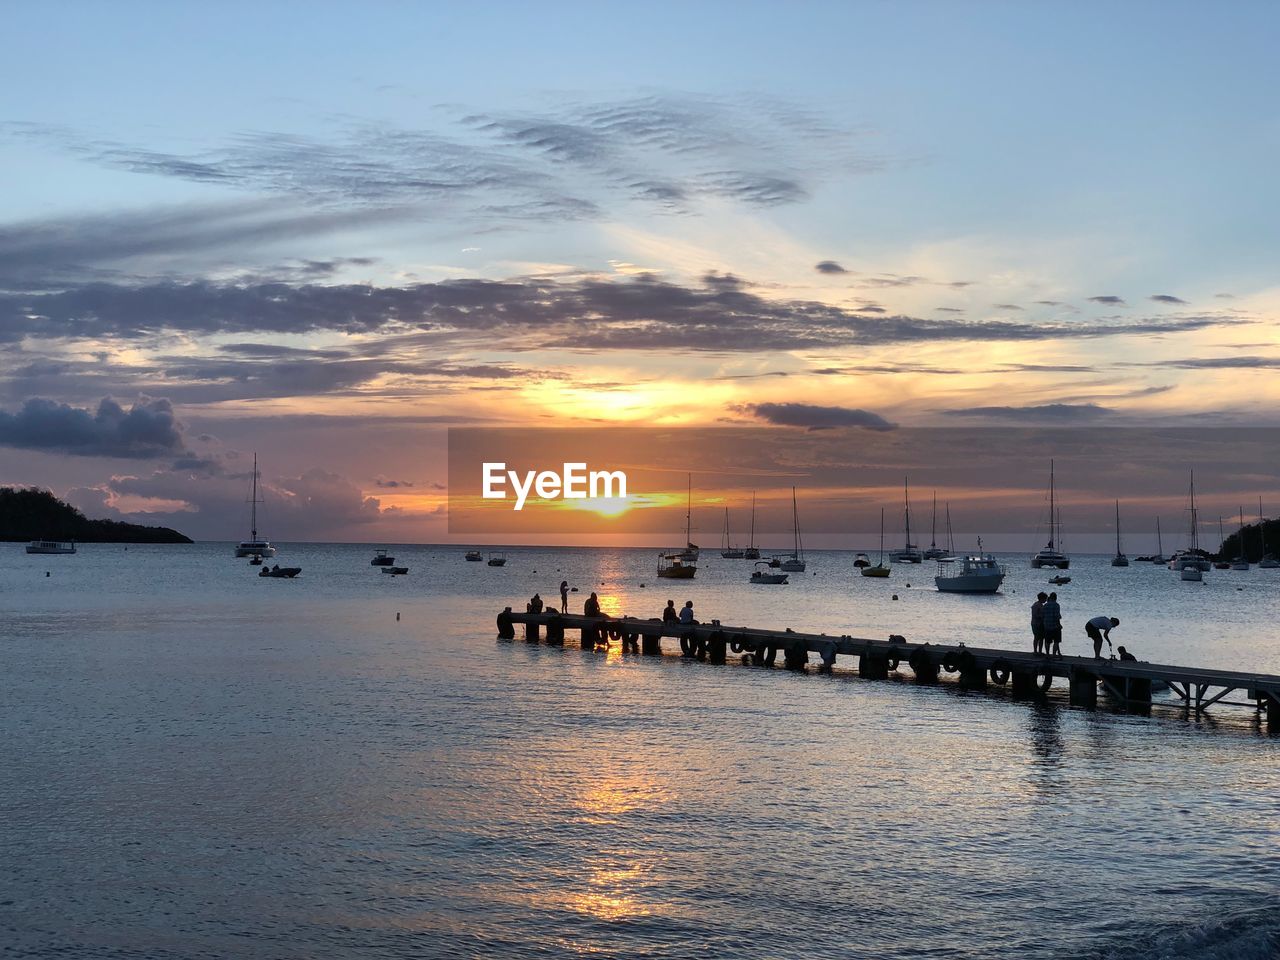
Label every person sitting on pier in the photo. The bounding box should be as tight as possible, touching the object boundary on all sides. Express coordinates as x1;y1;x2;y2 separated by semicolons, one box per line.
1116;645;1137;662
662;600;678;624
1085;615;1119;659
678;600;697;625
528;592;543;614
1031;592;1047;655
584;592;602;617
1042;592;1063;657
559;580;569;613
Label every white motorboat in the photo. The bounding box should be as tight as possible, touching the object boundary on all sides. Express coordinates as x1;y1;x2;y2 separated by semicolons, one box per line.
234;453;277;559
1030;460;1069;569
889;477;923;563
1111;501;1129;566
26;540;76;555
750;561;788;584
935;541;1005;593
778;487;806;572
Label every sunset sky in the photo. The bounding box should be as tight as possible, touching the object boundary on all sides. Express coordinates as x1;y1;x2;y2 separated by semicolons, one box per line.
2;1;1278;545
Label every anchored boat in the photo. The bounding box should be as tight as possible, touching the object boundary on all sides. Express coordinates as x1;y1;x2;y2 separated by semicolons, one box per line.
371;548;395;566
860;508;891;577
657;553;696;579
778;487;806;572
749;561;788;584
1111;501;1129;566
935;540;1005;593
234;453;277;559
889;477;923;563
26;540;76;555
1030;460;1069;569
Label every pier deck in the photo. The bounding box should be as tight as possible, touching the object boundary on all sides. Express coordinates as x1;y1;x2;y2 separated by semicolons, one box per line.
497;607;1280;730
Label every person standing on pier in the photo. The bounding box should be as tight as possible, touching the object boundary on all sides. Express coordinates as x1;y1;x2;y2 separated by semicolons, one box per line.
1031;592;1047;654
1042;592;1063;657
559;580;569;613
1085;615;1119;659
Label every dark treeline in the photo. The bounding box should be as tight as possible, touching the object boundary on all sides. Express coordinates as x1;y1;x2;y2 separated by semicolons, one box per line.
0;487;192;544
1216;519;1280;562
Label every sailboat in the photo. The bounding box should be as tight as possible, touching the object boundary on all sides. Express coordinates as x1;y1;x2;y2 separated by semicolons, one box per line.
779;487;806;572
889;478;923;563
234;453;277;558
923;491;947;559
1111;501;1130;566
861;508;891;577
1213;518;1231;569
1231;507;1251;569
660;476;699;578
721;507;745;558
743;492;761;560
1031;460;1069;569
1169;471;1211;574
945;502;956;556
1260;497;1278;568
1151;517;1166;564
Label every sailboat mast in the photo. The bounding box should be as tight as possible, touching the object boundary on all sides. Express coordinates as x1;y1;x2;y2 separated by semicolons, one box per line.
1262;497;1268;555
250;452;259;540
903;477;912;547
749;492;756;548
1156;516;1163;556
930;491;938;548
879;507;885;563
791;487;800;558
685;474;692;547
1048;459;1056;549
1115;501;1122;555
946;502;954;552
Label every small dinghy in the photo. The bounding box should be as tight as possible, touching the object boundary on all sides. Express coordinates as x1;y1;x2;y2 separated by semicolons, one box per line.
749;561;788;584
1049;574;1071;585
381;565;409;575
259;565;301;578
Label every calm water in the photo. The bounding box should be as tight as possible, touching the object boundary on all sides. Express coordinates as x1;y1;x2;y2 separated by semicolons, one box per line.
2;543;1278;959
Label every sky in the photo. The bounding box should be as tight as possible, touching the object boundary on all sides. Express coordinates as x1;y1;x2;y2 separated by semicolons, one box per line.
1;1;1278;546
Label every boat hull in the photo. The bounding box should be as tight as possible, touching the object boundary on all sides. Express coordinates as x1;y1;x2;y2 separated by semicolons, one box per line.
235;543;276;558
750;573;789;584
935;575;1004;593
860;565;890;578
656;566;696;579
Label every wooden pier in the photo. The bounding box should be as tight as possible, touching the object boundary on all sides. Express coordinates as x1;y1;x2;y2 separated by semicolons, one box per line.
497;607;1280;731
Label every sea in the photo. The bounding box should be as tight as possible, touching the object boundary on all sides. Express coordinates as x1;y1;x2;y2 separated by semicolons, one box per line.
2;542;1278;959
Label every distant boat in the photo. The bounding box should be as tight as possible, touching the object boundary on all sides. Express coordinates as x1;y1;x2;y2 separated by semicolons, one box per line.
487;552;507;567
234;453;277;559
1136;516;1166;563
381;565;409;575
1230;506;1251;569
750;561;788;584
464;550;483;561
1260;497;1278;568
1030;460;1069;569
1111;501;1130;566
258;565;300;578
26;540;75;555
1049;574;1071;585
853;553;871;568
1213;517;1231;569
657;553;696;579
720;508;745;558
889;477;923;563
923;492;947;560
673;475;700;562
861;508;891;578
743;492;761;560
371;548;395;566
935;539;1005;593
1169;471;1211;573
778;487;806;572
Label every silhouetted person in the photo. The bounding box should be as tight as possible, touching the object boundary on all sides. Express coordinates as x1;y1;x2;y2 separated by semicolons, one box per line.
662;599;678;623
678;600;696;625
1031;592;1047;655
559;580;569;613
1042;592;1062;657
1117;645;1137;662
1086;615;1119;658
584;592;601;617
528;592;543;614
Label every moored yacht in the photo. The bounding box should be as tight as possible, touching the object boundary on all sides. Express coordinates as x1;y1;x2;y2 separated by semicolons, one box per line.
657;553;696;579
234;454;277;559
1030;460;1069;569
889;477;924;563
1169;471;1211;573
26;540;76;554
778;487;806;572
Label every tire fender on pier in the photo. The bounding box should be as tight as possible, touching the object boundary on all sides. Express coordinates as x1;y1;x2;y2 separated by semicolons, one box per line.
990;660;1012;686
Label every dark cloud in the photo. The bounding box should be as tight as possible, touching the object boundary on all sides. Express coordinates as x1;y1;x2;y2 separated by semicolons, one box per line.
1149;294;1187;305
0;273;1244;358
814;260;848;274
993;303;1022;311
935;307;965;313
737;402;896;431
1087;295;1126;306
1035;300;1064;306
1150;356;1280;370
0;396;186;458
941;403;1114;422
373;476;414;488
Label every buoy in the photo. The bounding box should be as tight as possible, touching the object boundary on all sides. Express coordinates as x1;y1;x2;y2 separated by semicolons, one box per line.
905;583;911;588
640;583;646;588
46;571;51;577
396;612;401;621
891;594;899;600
